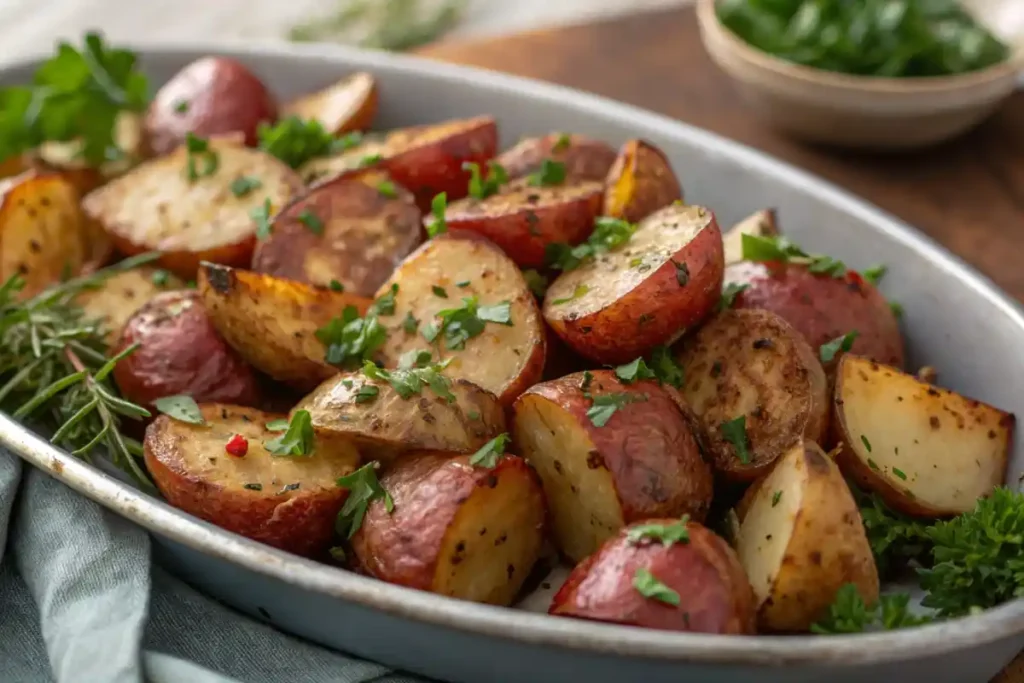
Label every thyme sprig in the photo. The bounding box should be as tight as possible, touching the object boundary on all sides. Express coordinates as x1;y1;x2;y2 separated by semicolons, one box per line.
0;252;161;488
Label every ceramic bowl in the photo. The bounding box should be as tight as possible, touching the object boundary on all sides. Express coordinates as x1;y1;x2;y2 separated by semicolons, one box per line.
696;0;1024;150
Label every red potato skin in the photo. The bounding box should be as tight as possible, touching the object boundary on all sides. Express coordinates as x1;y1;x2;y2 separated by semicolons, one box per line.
108;232;257;281
444;180;604;268
350;452;545;590
495;134;618;182
112;290;262;411
528;372;714;523
550;520;756;634
378;117;498;212
548;213;725;364
727;261;904;368
603;139;683;224
145;57;278;156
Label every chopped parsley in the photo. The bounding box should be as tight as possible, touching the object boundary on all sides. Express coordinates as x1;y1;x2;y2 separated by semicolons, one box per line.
893;467;908;481
153;395;204;425
545;217;637;272
551;284;588;305
464;160;508;199
371;283;399;316
741;234;846;278
614;357;656;384
772;490;782;507
265;419;289;431
229;175;262;198
377;179;398;198
820;330;859;363
250;198;274;240
626;516;691;546
315;306;387;369
633;568;680;606
527;158;566;186
184;133;218;181
362;359;455;402
649;345;685;389
354;384;380;404
522;269;549;298
151;269;171;287
359;153;383;168
811;585;929;633
336;462;393;538
552;133;572;152
257;116;362;168
469;433;510;468
431;285;448;298
718;282;749;311
426;192;447;238
401;312;418;334
329;279;344;292
586;392;647;427
298;208;324;234
422;296;513;350
861;435;873;453
174;99;189;113
862;264;887;285
720;416;751;465
263;410;315;457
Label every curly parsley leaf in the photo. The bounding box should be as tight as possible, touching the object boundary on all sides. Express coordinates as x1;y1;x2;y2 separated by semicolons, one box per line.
811;584;931;634
852;486;932;576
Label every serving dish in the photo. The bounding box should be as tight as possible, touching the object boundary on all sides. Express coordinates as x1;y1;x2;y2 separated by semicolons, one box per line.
696;0;1024;150
1;41;1024;683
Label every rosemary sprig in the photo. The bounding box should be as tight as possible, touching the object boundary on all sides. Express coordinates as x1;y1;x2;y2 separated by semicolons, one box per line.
288;0;467;52
0;252;161;488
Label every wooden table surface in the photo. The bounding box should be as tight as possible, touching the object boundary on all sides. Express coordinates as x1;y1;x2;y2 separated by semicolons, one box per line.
417;6;1024;683
419;5;1024;303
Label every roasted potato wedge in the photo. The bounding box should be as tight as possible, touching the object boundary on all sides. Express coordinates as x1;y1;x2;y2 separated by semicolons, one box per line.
372;233;546;406
550;519;756;634
0;171;94;299
444;179;603;268
603;139;682;223
145;57;278;155
251;171;422;297
75;266;185;345
295;371;506;463
727;261;904;368
833;355;1013;517
300;116;498;210
144;404;360;557
281;72;378;135
31;113;148;194
351;451;546;605
83;138;303;278
113;290;262;411
197;262;372;391
513;370;714;562
495;133;617;182
722;209;778;266
676;309;829;482
544;204;724;364
735;440;879;632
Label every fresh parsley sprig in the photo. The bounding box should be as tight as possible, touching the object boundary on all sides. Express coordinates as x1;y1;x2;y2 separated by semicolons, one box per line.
336;461;393;538
545;217;638;272
811;584;931;634
851;486;932;576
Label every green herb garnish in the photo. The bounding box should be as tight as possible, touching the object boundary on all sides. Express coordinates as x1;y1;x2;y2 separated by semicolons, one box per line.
298;209;324;235
151;270;170;287
632;568;680;606
523;269;548;298
184;133;218;181
371;283;399;316
614;357;656;384
527;158;566;186
820;330;859;363
377;179;398;198
257;115;360;168
424;296;512;350
586;392;647;427
250;199;274;240
545;217;638;272
432;285;448;298
741;234;846;277
229;176;262;198
329;280;345;292
649;345;685;389
336;461;393;538
464;160;508;199
362;359;454;402
426;192;447;238
862;264;887;285
153;395;204;425
626;516;691;546
469;433;510;468
718;282;749;311
315;305;387;369
720;416;751;464
811;584;930;634
263;410;315;456
551;284;588;305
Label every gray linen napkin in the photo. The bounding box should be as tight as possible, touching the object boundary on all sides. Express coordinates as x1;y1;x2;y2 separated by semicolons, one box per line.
0;447;426;683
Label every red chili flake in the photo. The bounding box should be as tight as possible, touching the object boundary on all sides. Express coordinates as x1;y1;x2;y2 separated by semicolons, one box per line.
845;269;866;291
225;434;248;457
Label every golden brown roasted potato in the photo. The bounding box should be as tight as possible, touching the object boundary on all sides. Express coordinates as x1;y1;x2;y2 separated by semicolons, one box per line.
295;371;506;463
113;290;263;412
301;116;498;211
832;355;1013;517
197;262;372;391
513;370;714;562
371;233;546;406
351;451;546;605
281;72;378;135
734;440;879;632
550;519;756;634
544;204;724;364
722;209;777;266
82;138;303;278
727;261;904;368
144;404;360;557
603;139;682;223
75;266;185;345
495;133;617;182
676;309;829;482
31;113;148;195
250;171;422;297
145;57;278;155
444;179;604;269
0;171;94;299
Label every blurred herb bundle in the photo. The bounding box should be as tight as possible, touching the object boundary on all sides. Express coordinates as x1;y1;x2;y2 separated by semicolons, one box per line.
717;0;1010;78
290;0;467;52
